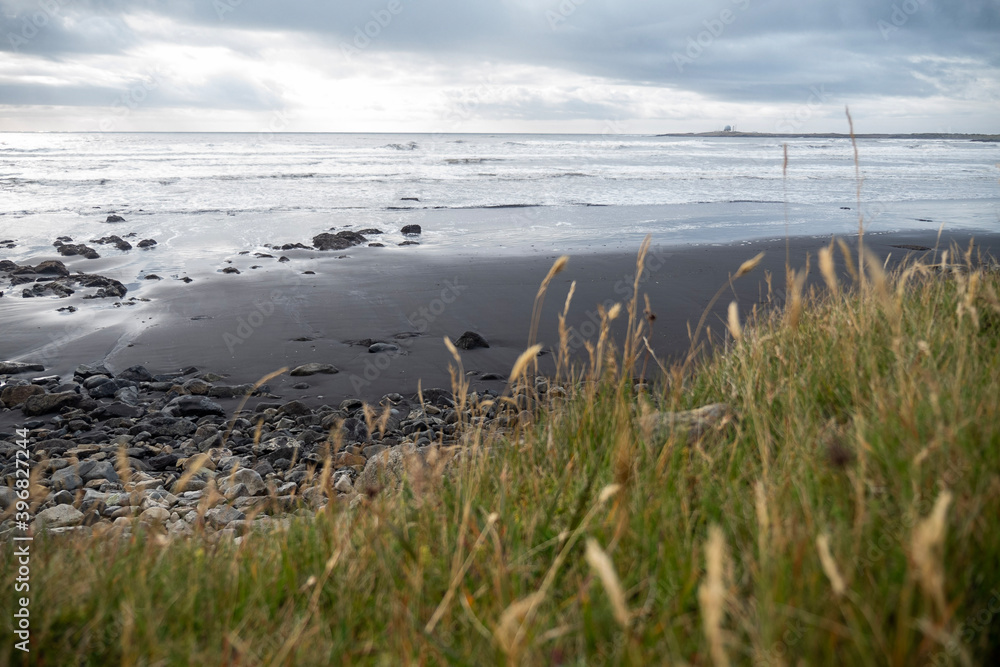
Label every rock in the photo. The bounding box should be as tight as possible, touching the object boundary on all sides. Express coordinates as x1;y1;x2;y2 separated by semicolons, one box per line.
144;274;161;280
1;383;44;407
31;260;70;276
57;243;100;259
0;361;45;375
401;224;422;235
341;417;369;443
137;239;157;248
398;241;420;246
0;487;17;511
355;445;453;495
91;235;133;251
205;505;245;529
139;506;170;525
75;363;111;379
221;267;240;274
34;504;84;529
147;453;179;472
163;395;225;418
334;474;355;493
88;379;136;399
279;400;312;416
118;365;155;383
639;403;737;445
105;214;126;223
333;452;367;468
368;343;400;353
455;331;490;350
182;378;211;395
312;231;367;251
22;391;81;416
82;461;119;484
50;467;83;492
219;469;266;496
289;363;339;377
368;243;385;248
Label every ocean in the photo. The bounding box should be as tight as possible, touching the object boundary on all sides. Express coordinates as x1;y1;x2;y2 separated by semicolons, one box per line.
1;132;998;266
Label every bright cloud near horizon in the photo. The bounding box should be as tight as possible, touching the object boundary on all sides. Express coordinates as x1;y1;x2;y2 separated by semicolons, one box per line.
0;0;997;134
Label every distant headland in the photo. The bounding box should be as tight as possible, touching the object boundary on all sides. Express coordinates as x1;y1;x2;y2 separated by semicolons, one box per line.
657;131;1000;142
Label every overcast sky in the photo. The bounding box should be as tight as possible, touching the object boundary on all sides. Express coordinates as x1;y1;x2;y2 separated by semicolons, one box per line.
1;0;997;133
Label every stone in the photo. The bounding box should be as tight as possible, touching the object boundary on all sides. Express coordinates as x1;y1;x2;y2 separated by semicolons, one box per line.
289;363;338;377
163;395;226;418
137;239;157;248
334;474;355;493
638;403;737;445
0;361;45;375
368;343;400;353
31;260;70;276
455;331;490;350
82;460;119;484
88;379;136;399
312;231;368;251
22;391;81;416
355;445;453;495
57;243;100;259
147;453;179;472
138;506;170;525
34;504;84;529
1;383;44;407
401;224;422;235
219;469;266;496
204;505;245;529
221;267;240;274
75;363;111;379
105;214;126;223
118;365;155;382
182;378;211;395
279;400;312;416
333;452;367;468
0;487;17;510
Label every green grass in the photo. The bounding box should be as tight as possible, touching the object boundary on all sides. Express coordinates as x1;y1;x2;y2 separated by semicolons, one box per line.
3;243;1000;666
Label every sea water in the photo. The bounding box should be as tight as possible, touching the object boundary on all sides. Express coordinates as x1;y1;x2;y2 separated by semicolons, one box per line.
1;132;998;264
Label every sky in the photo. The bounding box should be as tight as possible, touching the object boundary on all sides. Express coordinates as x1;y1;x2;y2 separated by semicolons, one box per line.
0;0;997;134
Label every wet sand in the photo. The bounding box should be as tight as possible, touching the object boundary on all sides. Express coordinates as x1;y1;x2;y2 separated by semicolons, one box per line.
1;229;997;407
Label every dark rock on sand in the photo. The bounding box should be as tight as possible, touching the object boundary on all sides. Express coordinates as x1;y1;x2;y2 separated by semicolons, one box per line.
222;267;240;274
312;231;368;251
455;331;490;350
401;224;422;235
105;214;126;223
280;243;311;250
22;391;82;416
399;241;420;246
481;373;506;381
368;343;400;354
91;235;133;251
289;363;339;377
137;239;157;248
358;228;383;235
278;257;290;263
368;243;385;248
0;361;46;374
56;243;100;259
1;384;44;407
118;365;155;383
74;364;111;380
88;378;137;399
163;395;226;418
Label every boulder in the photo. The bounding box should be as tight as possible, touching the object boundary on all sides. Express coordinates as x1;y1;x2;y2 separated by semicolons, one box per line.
0;361;45;375
1;383;44;407
163;395;226;418
289;363;338;376
105;214;126;223
22;391;81;416
455;331;490;350
219;469;266;496
401;224;422;235
117;365;154;383
312;231;368;251
204;505;245;529
34;504;84;530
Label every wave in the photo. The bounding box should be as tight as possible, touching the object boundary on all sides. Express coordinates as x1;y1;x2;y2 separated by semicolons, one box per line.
444;158;505;164
385;142;419;151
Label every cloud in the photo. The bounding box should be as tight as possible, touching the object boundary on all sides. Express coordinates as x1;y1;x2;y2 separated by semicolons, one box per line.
0;0;996;131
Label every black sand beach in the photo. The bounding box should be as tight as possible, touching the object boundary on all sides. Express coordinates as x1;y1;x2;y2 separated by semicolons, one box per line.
3;229;998;421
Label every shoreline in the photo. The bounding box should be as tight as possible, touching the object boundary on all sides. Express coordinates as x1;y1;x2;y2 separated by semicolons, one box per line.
2;229;998;425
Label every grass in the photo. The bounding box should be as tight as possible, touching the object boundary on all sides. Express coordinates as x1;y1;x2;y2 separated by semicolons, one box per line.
2;235;999;666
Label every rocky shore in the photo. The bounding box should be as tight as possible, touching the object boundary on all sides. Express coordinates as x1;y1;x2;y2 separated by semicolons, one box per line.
0;359;552;543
